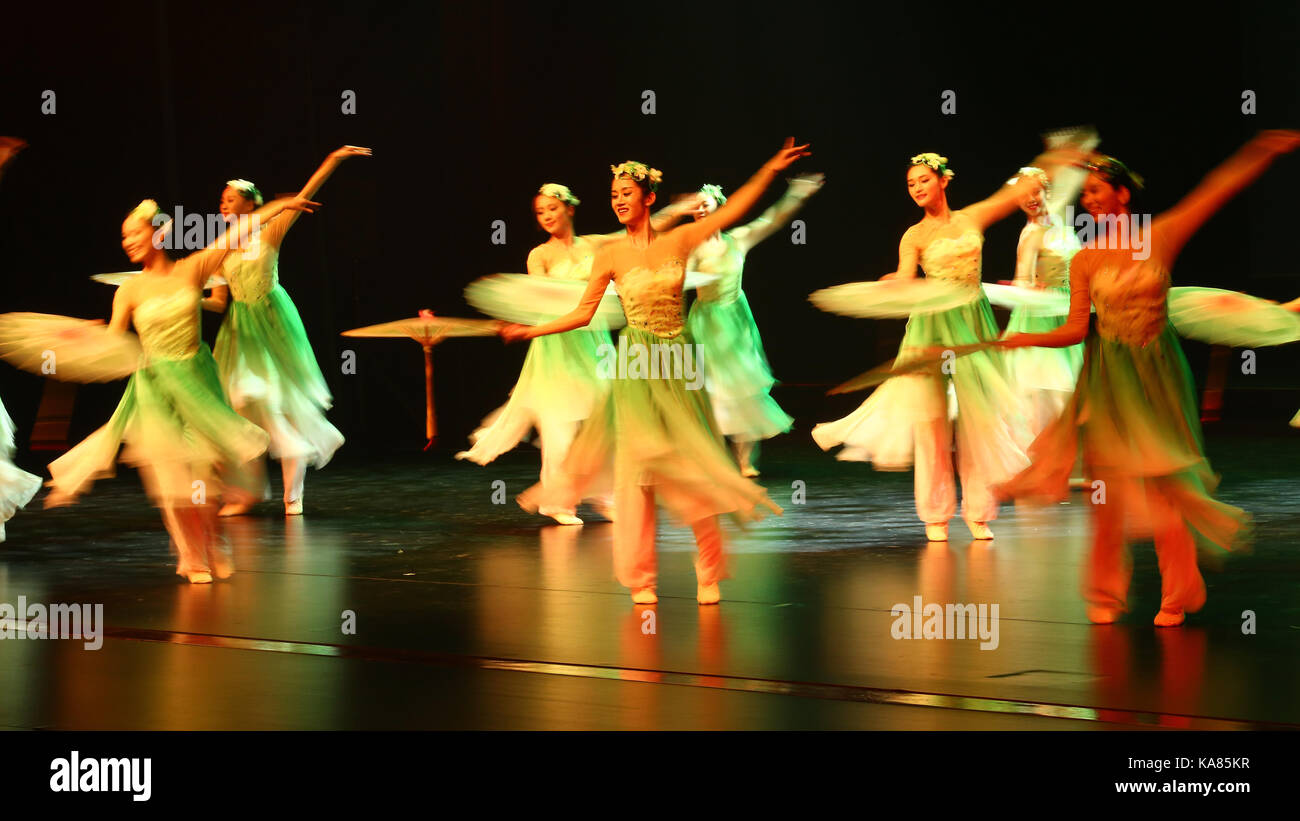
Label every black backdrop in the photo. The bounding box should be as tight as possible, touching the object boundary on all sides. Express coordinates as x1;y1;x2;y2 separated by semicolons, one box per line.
2;1;1298;455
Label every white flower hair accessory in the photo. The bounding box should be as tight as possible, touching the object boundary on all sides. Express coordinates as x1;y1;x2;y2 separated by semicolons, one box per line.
698;183;726;205
910;153;955;179
225;178;264;206
538;183;580;206
610;161;663;190
1006;166;1050;188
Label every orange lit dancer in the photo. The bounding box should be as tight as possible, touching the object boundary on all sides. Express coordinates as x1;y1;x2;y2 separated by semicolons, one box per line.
995;130;1300;626
40;197;314;582
501;139;808;605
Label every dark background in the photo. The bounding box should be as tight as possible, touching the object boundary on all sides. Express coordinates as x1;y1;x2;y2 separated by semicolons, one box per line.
2;1;1298;458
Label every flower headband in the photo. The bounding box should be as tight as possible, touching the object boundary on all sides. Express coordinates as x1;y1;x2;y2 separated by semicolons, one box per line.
1086;156;1144;191
698;183;726;205
1006;166;1050;188
910;153;955;179
611;161;663;191
538;183;580;206
226;178;264;206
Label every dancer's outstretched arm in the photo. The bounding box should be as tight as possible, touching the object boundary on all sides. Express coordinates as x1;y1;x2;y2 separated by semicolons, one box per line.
266;145;370;245
996;262;1093;350
503;259;616;340
963;145;1092;233
186;197;319;291
1156;130;1300;262
731;173;824;254
667;138;810;258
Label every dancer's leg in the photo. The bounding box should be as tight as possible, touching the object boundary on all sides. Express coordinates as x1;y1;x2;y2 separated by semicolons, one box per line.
614;483;657;593
1149;485;1205;625
281;457;306;506
691;516;726;604
1084;470;1131;620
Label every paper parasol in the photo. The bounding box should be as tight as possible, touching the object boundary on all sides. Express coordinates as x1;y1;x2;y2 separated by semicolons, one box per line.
982;283;1072;316
0;313;142;382
341;310;501;448
829;342;996;395
1167;287;1300;347
91;270;227;289
810;278;978;319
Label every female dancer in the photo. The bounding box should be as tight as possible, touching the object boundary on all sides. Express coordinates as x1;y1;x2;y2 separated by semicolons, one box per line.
995;131;1300;626
0;136;41;541
205;146;367;516
501;139;809;604
1002;166;1086;435
677;175;823;476
42;197;312;582
813;148;1075;542
455;183;616;526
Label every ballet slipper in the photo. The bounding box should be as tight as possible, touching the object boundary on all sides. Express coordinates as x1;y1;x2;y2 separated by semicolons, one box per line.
925;523;949;542
186;571;213;585
966;520;994;540
1154;609;1185;627
219;502;253;517
740;466;760;478
284;500;303;516
696;582;721;605
1086;605;1120;624
548;512;583;526
631;587;658;605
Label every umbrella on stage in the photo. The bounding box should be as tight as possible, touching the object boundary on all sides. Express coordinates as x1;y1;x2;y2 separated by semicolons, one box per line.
91;270;227;289
341;310;500;449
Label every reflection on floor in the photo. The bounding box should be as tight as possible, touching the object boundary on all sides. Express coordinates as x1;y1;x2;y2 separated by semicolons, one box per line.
1;432;1297;730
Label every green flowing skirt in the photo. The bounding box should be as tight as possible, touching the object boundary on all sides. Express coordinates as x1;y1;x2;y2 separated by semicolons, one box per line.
214;285;343;466
999;323;1249;549
47;344;269;507
686;293;793;442
1004;287;1084;432
456;327;612;464
518;325;781;525
813;295;1031;483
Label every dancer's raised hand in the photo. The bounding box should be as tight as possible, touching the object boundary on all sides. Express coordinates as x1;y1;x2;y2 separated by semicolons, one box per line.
0;136;26;167
329;145;372;161
499;322;533;343
764;137;812;173
1253;130;1300;156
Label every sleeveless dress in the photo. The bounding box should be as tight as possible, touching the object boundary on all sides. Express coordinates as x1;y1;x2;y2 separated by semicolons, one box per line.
213;214;343;469
0;396;41;541
47;283;269;509
1003;215;1085;434
518;257;781;587
684;233;793;442
812;229;1030;521
998;232;1249;551
455;253;612;468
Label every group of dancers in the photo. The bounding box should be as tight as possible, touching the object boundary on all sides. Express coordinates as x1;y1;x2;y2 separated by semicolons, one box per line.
2;129;1299;627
